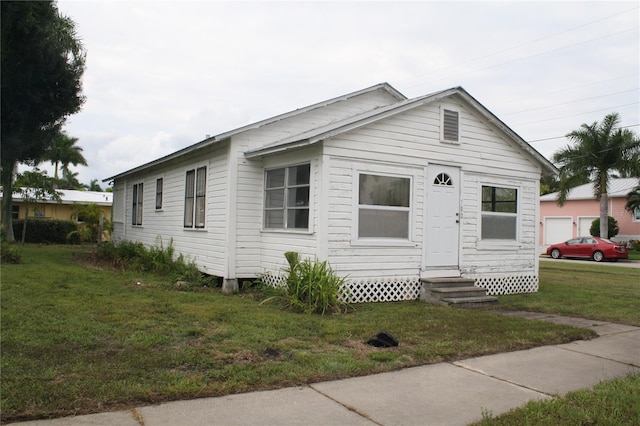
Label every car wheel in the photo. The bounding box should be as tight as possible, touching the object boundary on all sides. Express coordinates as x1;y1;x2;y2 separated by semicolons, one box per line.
550;248;561;259
592;251;604;262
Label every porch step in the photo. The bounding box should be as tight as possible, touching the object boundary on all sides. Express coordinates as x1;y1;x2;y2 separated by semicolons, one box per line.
420;277;498;308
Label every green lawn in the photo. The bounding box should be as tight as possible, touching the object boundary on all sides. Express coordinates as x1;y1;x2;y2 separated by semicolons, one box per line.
628;250;640;261
496;259;640;326
1;245;635;422
473;373;640;426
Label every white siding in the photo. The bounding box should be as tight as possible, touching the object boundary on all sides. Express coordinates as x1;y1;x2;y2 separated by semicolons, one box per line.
230;88;399;278
111;88;545;292
319;100;542;280
112;143;229;277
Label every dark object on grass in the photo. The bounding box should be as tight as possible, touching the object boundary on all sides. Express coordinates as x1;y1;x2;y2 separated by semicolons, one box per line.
366;331;398;347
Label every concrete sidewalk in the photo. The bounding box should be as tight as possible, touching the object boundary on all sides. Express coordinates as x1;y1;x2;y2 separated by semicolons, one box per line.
14;314;640;426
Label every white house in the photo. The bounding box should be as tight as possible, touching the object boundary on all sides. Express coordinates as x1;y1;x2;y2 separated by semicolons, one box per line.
105;83;557;301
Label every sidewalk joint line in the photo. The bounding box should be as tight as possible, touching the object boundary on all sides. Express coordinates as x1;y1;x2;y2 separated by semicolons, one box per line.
309;384;383;425
556;344;640;368
450;362;556;398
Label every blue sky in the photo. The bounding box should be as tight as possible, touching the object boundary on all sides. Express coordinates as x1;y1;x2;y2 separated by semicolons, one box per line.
54;1;639;186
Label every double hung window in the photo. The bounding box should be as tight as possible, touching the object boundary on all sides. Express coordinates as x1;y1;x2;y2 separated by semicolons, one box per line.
264;164;310;230
132;182;143;226
481;186;518;239
358;173;411;239
184;167;206;228
155;178;163;210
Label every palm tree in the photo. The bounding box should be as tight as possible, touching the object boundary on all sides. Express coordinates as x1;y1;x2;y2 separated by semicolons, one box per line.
553;113;639;238
45;131;87;180
626;186;640;217
87;179;103;192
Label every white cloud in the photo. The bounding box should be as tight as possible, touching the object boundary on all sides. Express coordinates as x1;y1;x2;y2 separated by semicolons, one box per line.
53;0;639;185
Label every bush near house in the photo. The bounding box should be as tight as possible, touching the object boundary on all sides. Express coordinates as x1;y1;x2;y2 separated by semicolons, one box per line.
589;216;619;238
11;219;78;244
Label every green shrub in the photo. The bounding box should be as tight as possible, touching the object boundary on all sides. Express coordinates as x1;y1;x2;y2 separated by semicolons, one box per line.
1;242;22;264
95;239;210;288
629;240;640;251
12;219;78;244
265;251;351;315
590;216;619;238
67;203;113;243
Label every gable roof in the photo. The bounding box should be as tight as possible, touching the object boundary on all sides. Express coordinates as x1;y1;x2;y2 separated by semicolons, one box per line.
244;86;557;175
2;188;113;206
104;83;406;182
540;178;640;201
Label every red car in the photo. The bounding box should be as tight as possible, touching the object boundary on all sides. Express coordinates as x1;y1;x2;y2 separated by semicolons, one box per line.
546;236;628;262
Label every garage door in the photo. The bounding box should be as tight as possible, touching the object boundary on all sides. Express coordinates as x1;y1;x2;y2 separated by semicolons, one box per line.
544;218;572;245
578;217;598;237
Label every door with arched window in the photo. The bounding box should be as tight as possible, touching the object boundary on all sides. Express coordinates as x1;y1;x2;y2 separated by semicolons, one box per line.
425;165;460;267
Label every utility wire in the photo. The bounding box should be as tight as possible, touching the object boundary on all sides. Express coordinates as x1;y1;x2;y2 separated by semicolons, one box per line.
404;6;639;92
503;88;639;116
528;124;640;143
513;102;640;127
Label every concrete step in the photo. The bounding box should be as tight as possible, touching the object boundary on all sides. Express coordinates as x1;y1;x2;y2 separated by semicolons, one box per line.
431;286;488;299
420;277;497;308
442;295;499;308
421;277;476;290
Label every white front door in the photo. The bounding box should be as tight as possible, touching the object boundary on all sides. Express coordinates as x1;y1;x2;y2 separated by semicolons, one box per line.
425;165;460;267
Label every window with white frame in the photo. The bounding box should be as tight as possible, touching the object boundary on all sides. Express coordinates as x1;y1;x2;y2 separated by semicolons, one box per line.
358;173;411;239
132;182;143;226
184;167;206;228
634;207;640;222
442;108;459;142
155;178;163;210
264;163;310;230
481;185;517;239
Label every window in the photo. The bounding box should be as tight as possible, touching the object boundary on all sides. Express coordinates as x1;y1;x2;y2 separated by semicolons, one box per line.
358;173;410;238
434;173;452;186
442;109;459;142
155;178;163;210
11;205;19;220
634;207;640;222
264;164;310;230
481;186;517;239
184;167;206;228
132;182;143;226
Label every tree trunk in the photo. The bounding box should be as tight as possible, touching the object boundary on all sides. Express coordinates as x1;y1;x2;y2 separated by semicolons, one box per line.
21;205;29;244
1;159;16;242
599;192;608;238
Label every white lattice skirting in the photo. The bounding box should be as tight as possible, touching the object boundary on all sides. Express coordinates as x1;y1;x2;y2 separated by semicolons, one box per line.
343;277;422;303
471;274;539;295
260;273;421;303
260;272;537;302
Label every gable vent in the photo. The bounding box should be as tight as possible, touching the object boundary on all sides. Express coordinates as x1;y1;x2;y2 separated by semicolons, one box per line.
443;109;459;142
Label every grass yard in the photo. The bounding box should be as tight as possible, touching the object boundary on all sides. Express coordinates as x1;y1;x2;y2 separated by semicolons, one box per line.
0;245;597;422
496;259;640;326
473;373;640;426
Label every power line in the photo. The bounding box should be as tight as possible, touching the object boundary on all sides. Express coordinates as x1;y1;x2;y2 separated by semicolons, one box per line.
528;124;640;143
503;88;639;116
403;7;639;92
513;102;640;127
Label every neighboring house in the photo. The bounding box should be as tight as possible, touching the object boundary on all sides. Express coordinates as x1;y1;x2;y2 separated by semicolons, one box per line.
105;83;556;301
540;178;640;245
1;189;113;223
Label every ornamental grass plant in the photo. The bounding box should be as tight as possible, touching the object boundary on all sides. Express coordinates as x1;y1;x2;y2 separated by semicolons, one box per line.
279;251;351;315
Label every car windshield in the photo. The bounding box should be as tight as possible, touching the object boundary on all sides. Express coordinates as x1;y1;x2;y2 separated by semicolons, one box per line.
600;238;616;244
